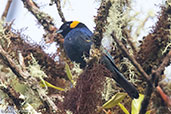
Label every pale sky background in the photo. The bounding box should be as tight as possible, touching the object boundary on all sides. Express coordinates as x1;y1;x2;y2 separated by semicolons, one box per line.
0;0;170;80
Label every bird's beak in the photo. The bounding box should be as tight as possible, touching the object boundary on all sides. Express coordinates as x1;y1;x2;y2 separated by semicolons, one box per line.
56;29;63;34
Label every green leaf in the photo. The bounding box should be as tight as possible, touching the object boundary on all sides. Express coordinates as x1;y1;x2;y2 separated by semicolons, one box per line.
131;94;144;114
118;103;130;114
102;93;127;109
40;80;65;91
65;62;74;84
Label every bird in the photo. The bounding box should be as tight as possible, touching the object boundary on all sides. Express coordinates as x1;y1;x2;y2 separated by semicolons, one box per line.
56;21;139;99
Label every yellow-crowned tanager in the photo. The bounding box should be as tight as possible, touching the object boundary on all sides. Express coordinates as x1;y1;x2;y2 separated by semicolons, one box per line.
57;21;139;99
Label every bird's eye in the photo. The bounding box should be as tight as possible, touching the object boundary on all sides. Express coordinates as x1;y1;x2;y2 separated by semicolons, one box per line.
66;24;70;26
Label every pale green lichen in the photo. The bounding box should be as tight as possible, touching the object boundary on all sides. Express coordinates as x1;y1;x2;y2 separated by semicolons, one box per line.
162;41;171;55
72;62;82;77
120;58;141;85
27;54;47;79
27;54;48;90
104;0;130;40
102;77;117;101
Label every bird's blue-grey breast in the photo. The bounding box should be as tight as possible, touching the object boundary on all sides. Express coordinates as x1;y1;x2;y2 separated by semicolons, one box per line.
64;27;93;68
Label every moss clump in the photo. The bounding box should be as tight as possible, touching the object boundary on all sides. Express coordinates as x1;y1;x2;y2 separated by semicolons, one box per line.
63;63;109;114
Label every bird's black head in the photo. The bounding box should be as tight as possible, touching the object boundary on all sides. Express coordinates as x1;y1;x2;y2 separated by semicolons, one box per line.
57;21;86;37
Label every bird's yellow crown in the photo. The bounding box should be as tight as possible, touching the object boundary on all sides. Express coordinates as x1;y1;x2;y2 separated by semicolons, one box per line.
70;21;80;28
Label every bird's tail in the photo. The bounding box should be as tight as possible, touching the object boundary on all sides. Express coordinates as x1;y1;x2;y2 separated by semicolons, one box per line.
100;54;139;99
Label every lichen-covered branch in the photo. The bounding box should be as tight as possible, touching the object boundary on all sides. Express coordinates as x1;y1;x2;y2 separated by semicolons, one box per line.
21;0;56;33
0;44;58;113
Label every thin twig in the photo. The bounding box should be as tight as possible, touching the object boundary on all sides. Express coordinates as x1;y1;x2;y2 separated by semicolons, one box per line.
153;50;171;79
123;30;138;54
54;0;66;23
111;31;150;81
1;0;12;20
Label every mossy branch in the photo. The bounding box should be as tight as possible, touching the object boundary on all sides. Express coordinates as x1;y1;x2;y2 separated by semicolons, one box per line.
92;0;112;48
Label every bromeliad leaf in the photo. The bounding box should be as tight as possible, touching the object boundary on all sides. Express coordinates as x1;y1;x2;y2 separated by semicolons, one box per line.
40;80;65;91
65;62;74;84
118;103;130;114
131;94;144;114
102;93;127;109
